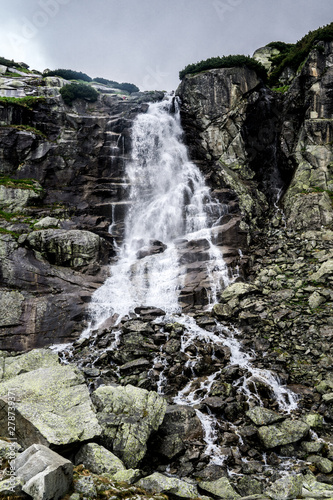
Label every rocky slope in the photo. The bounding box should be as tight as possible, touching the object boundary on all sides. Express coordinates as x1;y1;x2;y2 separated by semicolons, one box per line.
0;39;332;500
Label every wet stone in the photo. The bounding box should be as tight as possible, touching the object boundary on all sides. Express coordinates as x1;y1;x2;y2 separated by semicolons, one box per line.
83;367;100;377
119;358;151;373
246;406;285;426
257;419;309;449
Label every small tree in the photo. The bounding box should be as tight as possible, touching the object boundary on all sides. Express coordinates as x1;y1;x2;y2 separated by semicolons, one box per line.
60;83;99;105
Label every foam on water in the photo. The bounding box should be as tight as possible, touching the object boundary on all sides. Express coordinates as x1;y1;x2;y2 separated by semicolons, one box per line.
84;94;229;334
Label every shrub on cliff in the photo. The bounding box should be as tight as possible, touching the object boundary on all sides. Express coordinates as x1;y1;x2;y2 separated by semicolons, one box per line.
43;68;92;82
60;83;98;105
179;54;267;81
94;77;139;93
268;22;333;86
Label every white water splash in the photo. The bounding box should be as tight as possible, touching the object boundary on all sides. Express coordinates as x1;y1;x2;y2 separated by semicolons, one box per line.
169;315;298;464
85;94;229;333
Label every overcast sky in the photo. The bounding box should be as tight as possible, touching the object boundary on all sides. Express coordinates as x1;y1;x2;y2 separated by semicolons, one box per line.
0;0;332;90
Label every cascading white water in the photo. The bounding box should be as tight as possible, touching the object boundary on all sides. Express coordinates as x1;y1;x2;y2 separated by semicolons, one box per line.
85;94;229;331
170;315;299;464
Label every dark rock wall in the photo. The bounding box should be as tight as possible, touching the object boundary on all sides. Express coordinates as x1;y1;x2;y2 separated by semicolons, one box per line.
0;88;164;349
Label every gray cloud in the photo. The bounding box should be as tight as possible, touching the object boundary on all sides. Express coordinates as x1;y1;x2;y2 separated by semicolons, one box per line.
0;0;332;90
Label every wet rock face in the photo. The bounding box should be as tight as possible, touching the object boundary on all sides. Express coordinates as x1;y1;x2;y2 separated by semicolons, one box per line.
177;41;333;239
280;41;333;231
0;86;164;349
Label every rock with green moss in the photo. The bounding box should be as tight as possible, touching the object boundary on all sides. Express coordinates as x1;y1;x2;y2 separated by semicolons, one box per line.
199;477;241;499
93;384;167;468
246;407;284;426
26;229;107;269
108;468;142;484
212;281;260;315
237;476;262;497
0;365;101;447
137;472;199;498
0;183;43;212
311;259;333;281
0;291;24;328
0;438;21;458
258;419;309;449
302;473;333;498
265;474;303;500
1;348;59;380
75;443;126;475
74;475;97;497
307;455;333;473
0;477;24;496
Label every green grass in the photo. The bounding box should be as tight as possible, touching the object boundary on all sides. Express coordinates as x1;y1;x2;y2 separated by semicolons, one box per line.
0;209;15;221
272;85;290;94
0;96;46;110
1;124;47;138
0;175;44;194
0;227;19;238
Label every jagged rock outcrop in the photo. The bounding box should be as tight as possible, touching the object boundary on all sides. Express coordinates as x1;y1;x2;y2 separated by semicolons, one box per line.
0;79;164;349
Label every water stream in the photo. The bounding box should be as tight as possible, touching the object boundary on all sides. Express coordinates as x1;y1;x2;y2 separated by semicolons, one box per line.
84;93;229;333
52;92;299;470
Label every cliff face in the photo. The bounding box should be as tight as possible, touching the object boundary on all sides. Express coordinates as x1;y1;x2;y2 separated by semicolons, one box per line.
0;42;332;353
177;41;333;235
177;41;333;393
0;78;164;349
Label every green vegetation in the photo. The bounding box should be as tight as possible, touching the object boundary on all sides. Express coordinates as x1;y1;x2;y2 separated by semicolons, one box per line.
0;96;46;110
272;85;290;94
2;124;47;138
267;41;294;53
0;175;43;194
41;68;140;93
60;82;99;105
0;227;19;238
94;77;139;93
268;22;333;86
0;56;29;70
0;209;15;221
0;210;37;227
179;54;267;81
43;68;92;82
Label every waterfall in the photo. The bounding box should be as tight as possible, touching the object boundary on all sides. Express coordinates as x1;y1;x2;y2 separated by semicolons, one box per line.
86;94;229;331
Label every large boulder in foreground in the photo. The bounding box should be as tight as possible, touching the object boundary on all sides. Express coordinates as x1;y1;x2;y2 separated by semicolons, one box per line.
15;444;73;500
92;384;167;468
0;364;101;448
0;349;59;381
